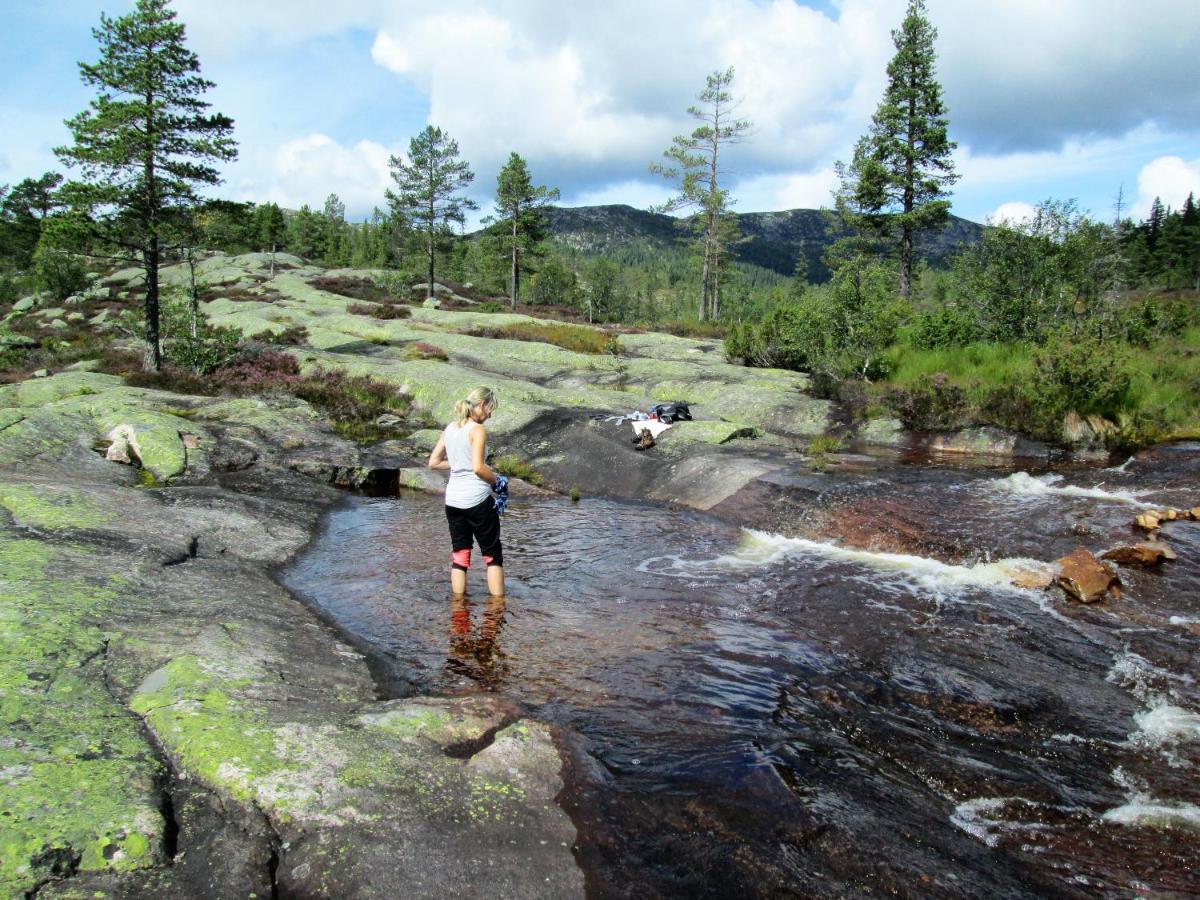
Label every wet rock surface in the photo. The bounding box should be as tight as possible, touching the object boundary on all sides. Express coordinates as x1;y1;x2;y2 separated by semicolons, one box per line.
0;371;582;898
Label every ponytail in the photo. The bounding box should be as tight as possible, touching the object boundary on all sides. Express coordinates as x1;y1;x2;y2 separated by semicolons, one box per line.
453;386;497;426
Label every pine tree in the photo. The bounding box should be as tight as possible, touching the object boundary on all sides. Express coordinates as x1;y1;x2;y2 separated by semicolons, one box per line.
493;152;559;308
843;0;957;297
252;202;286;274
386;125;476;301
0;172;64;268
55;0;235;370
651;67;751;320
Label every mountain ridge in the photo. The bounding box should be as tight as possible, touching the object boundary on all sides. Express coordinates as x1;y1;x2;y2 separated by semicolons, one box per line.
540;203;985;282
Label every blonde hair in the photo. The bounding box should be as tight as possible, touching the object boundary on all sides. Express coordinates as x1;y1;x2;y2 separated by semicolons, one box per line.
453;386;497;426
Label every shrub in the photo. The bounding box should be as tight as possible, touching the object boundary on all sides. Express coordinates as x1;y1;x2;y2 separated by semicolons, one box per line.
884;373;971;431
1031;333;1131;422
160;286;241;374
257;324;309;346
475;301;505;313
125;365;218;395
403;341;449;361
465;322;616;355
658;319;727;339
348;302;411;320
911;305;982;349
33;244;91;302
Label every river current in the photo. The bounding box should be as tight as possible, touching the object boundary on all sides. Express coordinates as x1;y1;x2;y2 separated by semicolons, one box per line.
281;445;1200;897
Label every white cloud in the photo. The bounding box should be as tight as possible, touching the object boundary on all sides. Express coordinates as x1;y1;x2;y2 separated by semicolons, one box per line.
988;201;1038;226
1135;156;1200;218
735;168;840;213
237;133;397;215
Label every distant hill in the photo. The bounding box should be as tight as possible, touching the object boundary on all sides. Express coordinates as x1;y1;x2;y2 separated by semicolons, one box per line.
541;204;985;282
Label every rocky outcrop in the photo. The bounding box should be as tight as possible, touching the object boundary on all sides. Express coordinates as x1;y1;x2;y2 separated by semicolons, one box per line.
0;372;583;898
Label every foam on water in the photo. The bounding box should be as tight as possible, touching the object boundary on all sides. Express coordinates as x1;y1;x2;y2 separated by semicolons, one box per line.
1132;703;1200;748
1102;801;1200;831
641;529;1053;598
949;797;1010;847
989;471;1150;504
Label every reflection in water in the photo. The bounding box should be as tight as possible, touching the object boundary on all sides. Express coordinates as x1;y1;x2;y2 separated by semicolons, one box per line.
447;593;508;689
282;448;1200;898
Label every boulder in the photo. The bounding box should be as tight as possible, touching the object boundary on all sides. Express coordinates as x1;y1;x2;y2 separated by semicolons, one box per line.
1054;547;1120;603
10;296;36;314
421;297;441;309
49;318;69;330
1102;542;1177;568
31;369;49;379
105;424;141;465
375;413;403;429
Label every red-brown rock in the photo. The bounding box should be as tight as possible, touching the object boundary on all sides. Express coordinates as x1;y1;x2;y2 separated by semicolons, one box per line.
1101;542;1177;568
1054;548;1120;603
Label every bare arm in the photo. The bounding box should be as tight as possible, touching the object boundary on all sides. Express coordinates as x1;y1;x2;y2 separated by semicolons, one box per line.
427;434;449;470
469;424;497;486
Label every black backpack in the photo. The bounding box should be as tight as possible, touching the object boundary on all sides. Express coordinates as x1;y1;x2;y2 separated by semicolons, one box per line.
649;402;692;424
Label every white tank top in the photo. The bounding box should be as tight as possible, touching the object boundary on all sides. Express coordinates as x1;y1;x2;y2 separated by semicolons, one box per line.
443;421;492;509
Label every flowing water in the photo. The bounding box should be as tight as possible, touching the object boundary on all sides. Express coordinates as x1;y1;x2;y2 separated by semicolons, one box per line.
281;444;1200;897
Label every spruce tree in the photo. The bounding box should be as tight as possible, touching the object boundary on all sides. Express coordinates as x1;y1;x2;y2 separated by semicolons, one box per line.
651;67;751;320
55;0;235;370
386;126;476;301
493;152;559;308
844;0;957;297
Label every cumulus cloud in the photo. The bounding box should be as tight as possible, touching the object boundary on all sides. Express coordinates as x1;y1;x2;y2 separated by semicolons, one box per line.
933;0;1200;152
235;133;398;215
1135;155;1200;218
988;201;1038;226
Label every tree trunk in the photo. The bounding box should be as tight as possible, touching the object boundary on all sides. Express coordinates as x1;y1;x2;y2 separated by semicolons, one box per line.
426;229;435;301
186;248;199;340
144;236;162;371
511;211;519;309
698;240;711;322
269;241;276;278
899;224;913;298
902;80;916;298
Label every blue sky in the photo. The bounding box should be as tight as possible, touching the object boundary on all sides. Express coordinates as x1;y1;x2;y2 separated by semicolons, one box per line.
3;0;1199;228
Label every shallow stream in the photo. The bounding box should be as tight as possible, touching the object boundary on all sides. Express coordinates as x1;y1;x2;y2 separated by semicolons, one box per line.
282;444;1200;897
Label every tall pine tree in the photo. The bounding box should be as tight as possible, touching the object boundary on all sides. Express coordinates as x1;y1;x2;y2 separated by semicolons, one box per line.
651;67;751;320
55;0;235;370
387;126;476;301
493;152;559;308
844;0;957;297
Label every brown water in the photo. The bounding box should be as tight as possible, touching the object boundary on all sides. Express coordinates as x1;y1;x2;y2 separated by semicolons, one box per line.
281;445;1200;897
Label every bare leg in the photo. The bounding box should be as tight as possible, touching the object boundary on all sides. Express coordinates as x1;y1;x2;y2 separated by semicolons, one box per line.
486;564;505;597
451;566;467;595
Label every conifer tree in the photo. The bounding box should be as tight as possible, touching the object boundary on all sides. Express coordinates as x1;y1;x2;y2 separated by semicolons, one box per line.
843;0;957;297
387;126;476;301
55;0;235;370
651;67;751;320
492;152;560;308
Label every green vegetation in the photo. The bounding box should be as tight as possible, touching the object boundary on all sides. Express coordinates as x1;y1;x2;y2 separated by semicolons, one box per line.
491;152;560;307
839;0;957;297
464;321;621;355
54;0;236;370
387;125;477;301
492;454;544;486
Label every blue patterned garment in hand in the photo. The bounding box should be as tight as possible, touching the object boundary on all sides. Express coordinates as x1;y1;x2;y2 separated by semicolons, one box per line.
492;474;509;515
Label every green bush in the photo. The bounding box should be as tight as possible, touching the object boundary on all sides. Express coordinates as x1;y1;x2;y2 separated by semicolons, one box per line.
1032;333;1131;422
911;305;982;349
33;244;90;302
475;301;506;313
160;286;241;374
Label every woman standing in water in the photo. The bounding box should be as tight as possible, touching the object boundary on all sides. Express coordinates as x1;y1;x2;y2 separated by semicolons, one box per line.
427;387;505;597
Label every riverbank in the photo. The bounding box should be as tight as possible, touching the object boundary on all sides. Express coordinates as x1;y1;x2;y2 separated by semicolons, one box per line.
0;371;581;897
